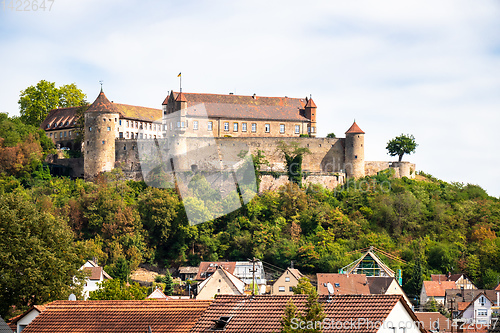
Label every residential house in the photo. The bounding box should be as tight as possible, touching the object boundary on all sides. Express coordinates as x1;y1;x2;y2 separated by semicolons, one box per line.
414;312;452;332
147;287;171;300
459;292;496;327
6;305;45;333
271;268;304;295
420;281;457;305
80;260;112;300
21;300;211;333
367;276;412;307
190;294;426;333
196;266;245;300
317;273;370;295
431;273;477;290
445;289;499;318
178;266;198;281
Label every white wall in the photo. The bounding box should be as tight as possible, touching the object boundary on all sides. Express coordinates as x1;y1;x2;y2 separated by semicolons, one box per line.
378;301;422;333
17;309;40;332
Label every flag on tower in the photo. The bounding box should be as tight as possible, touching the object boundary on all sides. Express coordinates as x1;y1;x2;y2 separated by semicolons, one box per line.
177;72;181;77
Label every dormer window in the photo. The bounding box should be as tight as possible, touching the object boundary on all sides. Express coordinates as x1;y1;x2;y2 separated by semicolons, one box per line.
211;316;232;331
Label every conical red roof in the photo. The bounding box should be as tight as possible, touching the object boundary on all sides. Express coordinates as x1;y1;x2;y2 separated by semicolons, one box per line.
345;121;365;134
86;91;120;114
305;98;317;108
175;92;187;102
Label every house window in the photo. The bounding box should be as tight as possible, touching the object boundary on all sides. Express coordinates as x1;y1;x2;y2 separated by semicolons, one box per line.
193;121;198;130
224;122;229;131
233;123;238;132
107;127;111;131
242;123;247;132
479;296;486;306
217;289;220;293
289;286;294;292
280;124;285;133
295;125;300;134
285;277;290;282
279;286;285;292
208;121;213;131
265;124;270;133
251;123;257;132
478;310;487;316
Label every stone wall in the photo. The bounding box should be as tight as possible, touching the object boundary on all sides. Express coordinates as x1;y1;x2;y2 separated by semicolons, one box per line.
365;161;416;179
259;173;345;192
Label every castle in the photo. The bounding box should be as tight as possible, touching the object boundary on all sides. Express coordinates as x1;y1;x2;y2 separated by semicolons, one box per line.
42;89;415;190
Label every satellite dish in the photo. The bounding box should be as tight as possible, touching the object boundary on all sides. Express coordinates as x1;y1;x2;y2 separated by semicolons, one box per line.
68;293;77;301
326;283;334;295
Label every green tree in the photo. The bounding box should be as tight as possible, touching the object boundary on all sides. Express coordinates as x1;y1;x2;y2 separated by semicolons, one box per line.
386;134;417;162
326;133;336;138
290;277;325;333
280;298;298;333
106;257;130;282
19;80;86;127
88;279;147;300
423;297;439;312
0;190;85;317
278;141;310;187
164;270;174;295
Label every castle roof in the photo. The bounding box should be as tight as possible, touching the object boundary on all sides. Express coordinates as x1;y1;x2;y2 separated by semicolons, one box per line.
164;92;310;122
345;121;365;134
305;97;317;108
40;106;81;130
86;91;120;114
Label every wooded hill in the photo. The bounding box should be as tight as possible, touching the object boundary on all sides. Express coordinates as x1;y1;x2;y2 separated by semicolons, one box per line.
1;113;499;317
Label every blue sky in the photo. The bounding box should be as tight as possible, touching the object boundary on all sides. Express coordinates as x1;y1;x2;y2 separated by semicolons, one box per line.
1;0;500;197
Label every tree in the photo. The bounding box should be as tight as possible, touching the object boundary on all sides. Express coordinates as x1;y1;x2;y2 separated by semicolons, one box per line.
88;279;147;300
280;298;298;333
289;277;325;333
386;134;417;162
278;141;310;187
0;190;85;317
19;80;86;127
106;257;130;282
326;133;336;138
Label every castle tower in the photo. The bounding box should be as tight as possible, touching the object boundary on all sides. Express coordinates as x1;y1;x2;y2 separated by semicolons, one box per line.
304;97;317;137
84;90;120;179
344;121;365;179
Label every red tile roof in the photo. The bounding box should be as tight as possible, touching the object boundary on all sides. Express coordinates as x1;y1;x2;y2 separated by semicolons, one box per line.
21;300;211;333
414;312;451;332
86;91;120;114
191;294;422;333
345;121;365;134
164;92;310;122
40;107;81;130
195;262;236;281
305;98;316;108
422;281;457;297
317;273;370;295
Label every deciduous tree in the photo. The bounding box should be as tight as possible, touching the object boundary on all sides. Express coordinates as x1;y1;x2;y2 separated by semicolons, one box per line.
386;134;417;162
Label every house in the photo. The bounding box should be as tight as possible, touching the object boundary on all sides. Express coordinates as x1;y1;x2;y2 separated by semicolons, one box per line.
80;260;112;300
367;276;412;307
445;289;499;318
271;268;304;295
162;91;317;138
196;266;245;300
431;273;477;290
420;281;457;305
6;305;46;333
147;287;171;300
178;266;198;281
21;300;211;333
41;95;163;148
458;292;496;327
195;262;236;281
0;316;13;333
317;273;371;295
414;312;451;332
339;247;402;280
190;294;426;333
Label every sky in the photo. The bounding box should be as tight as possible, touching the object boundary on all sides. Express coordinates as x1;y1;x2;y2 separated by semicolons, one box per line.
1;0;499;197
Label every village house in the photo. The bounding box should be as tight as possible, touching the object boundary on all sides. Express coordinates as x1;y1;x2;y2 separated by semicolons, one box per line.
414;312;452;333
420;280;457;305
458;292;497;328
79;260;112;300
366;276;413;307
317;273;371;295
431;273;477;290
195;266;245;300
178;266;198;281
271;267;304;295
5;305;46;333
445;289;499;318
20;300;211;333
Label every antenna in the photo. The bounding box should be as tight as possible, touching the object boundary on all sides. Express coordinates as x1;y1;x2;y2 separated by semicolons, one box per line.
99;80;104;92
68;293;77;301
326;282;334;302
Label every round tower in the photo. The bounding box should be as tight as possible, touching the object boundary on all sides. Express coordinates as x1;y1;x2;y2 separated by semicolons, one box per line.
344;121;365;179
84;89;120;180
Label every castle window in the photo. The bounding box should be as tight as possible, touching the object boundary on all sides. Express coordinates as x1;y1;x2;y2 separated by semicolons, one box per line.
119;120;122;126
115;118;117;122
181;121;185;128
208;121;213;131
224;122;229;131
193;121;198;130
126;120;129;128
252;123;257;132
355;155;358;159
124;145;126;150
107;127;111;131
139;133;143;139
295;125;300;134
69;131;71;137
49;133;52;137
312;127;316;133
126;132;129;138
242;123;247;132
280;124;285;133
89;127;92;131
103;118;106;122
102;140;105;145
87;141;89;145
64;131;67;137
60;132;63;138
119;132;123;139
149;123;152;130
233;123;238;132
265;124;270;133
132;145;135;150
